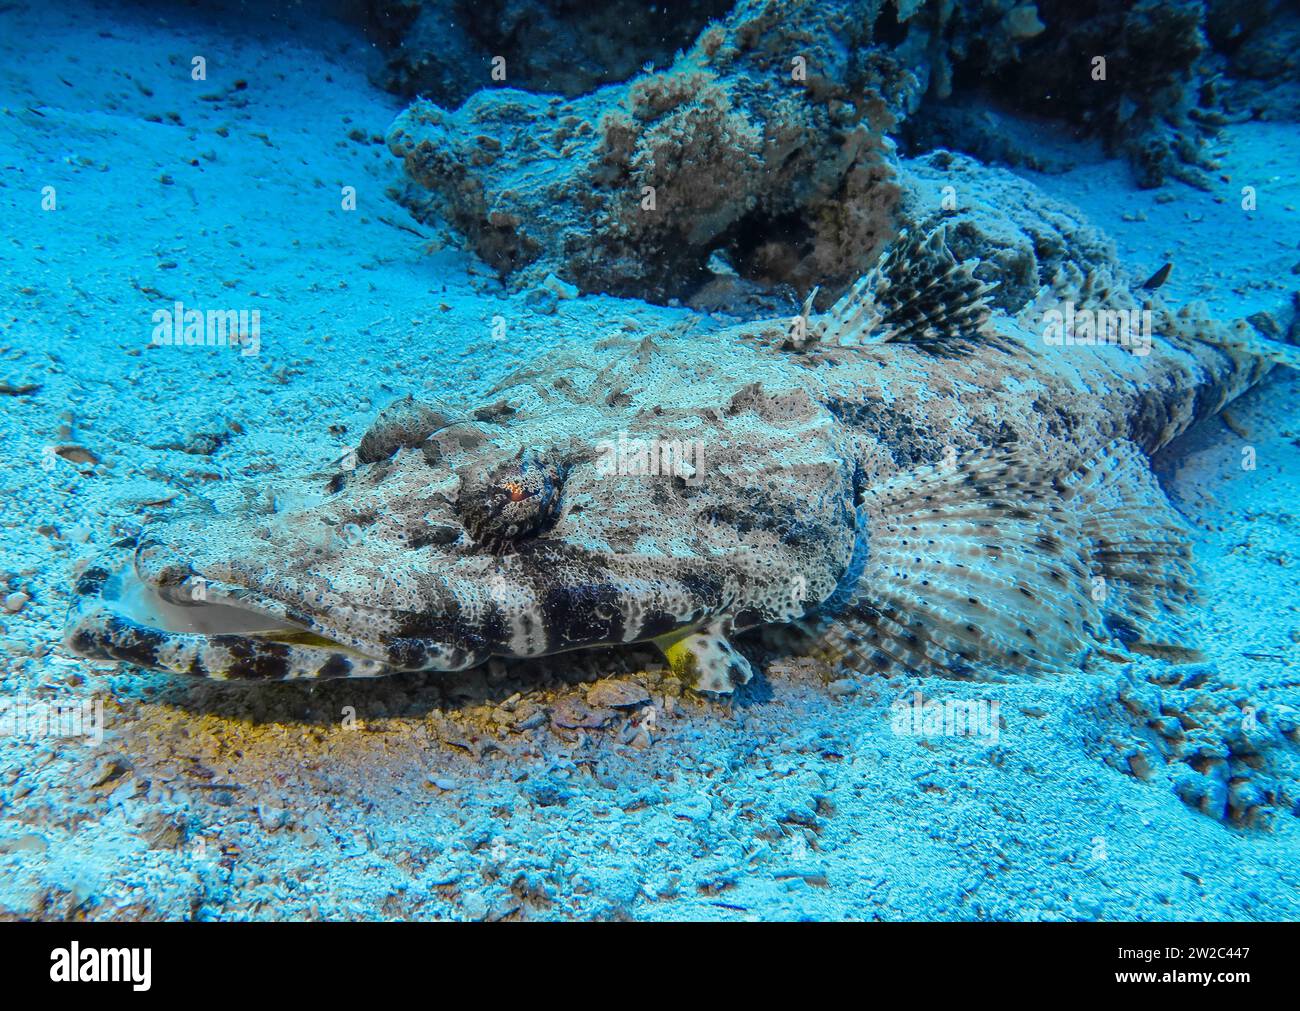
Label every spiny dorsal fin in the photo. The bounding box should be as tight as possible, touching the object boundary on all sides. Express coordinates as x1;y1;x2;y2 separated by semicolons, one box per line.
814;227;1002;354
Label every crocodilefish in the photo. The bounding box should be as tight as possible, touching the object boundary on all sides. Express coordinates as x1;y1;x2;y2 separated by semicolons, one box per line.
65;230;1300;692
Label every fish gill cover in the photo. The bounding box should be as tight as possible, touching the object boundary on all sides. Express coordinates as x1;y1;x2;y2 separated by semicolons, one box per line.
0;0;1298;928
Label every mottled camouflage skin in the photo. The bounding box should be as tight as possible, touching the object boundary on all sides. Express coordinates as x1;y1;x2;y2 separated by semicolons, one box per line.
64;241;1276;684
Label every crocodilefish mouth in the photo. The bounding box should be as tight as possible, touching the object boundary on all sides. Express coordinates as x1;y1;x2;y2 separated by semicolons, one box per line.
63;540;405;681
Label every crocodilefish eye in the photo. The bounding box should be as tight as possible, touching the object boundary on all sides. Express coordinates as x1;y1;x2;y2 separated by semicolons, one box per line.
457;454;563;553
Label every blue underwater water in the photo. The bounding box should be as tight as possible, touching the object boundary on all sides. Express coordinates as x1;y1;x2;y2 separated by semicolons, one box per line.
1;0;1299;924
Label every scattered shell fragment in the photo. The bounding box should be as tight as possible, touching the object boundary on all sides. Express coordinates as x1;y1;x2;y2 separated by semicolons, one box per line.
53;444;100;466
586;678;651;709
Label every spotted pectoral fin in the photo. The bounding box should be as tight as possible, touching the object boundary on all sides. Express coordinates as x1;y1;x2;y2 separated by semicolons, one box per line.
814;440;1196;679
1074;440;1201;662
655;623;754;695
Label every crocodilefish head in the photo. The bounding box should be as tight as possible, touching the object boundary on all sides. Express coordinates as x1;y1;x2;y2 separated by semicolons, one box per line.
65;371;861;692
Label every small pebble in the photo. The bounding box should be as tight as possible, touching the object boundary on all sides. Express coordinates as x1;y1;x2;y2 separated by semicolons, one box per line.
3;592;29;614
541;272;578;299
587;678;650;709
461;893;489;921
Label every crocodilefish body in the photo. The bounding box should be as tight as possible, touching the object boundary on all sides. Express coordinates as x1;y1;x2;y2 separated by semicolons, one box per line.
65;230;1300;692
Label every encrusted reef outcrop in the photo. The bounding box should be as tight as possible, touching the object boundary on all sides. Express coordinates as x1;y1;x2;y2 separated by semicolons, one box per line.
1206;0;1300;124
368;0;733;105
898;0;1299;188
381;0;1296;303
386;0;905;305
899;150;1118;314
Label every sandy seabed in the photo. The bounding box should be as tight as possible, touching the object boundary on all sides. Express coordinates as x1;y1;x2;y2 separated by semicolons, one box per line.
1;0;1298;921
